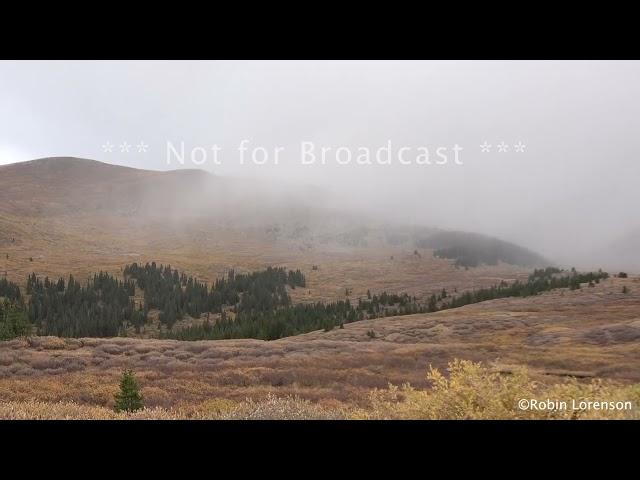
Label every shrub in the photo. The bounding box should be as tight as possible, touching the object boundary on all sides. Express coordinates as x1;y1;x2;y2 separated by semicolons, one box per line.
198;398;239;416
0;396;346;420
358;360;640;420
619;272;628;278
0;401;195;420
221;393;346;420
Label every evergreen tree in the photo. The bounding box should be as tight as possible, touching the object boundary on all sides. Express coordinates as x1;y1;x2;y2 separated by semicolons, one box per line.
0;301;30;340
27;270;139;337
114;369;144;413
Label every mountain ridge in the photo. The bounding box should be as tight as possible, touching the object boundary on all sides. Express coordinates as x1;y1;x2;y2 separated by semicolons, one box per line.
0;156;548;288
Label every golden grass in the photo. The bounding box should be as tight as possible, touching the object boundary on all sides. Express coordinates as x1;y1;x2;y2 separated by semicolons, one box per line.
0;395;346;420
1;194;531;309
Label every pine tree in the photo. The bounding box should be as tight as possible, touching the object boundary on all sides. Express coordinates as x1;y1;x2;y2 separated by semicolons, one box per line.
0;301;30;340
113;369;144;413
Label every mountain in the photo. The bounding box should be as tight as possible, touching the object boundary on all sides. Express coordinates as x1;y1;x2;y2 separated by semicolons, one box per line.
0;157;544;297
0;157;355;226
0;157;219;218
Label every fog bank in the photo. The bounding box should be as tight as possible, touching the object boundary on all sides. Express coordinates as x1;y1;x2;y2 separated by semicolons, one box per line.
1;60;639;270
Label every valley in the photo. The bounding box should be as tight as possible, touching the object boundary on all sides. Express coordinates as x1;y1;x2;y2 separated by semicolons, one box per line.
1;273;638;414
0;157;638;419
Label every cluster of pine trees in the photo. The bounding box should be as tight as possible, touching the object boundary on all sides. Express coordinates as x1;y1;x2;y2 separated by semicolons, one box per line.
357;291;425;316
528;266;564;280
26;272;143;337
423;231;545;268
0;278;22;304
0;279;28;340
123;263;305;328
162;284;440;341
124;262;213;328
439;269;609;310
0;300;30;340
433;246;482;268
166;300;362;341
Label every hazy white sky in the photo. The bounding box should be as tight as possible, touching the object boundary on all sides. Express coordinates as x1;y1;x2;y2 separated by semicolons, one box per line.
1;60;639;264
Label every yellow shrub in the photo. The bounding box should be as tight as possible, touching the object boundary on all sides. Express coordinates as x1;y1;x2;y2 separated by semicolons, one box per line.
198;398;239;416
359;359;640;420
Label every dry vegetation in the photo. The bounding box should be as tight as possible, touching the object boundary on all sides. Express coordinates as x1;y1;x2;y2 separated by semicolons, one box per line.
1;158;639;419
0;394;345;420
358;359;640;420
1;361;637;420
0;275;638;419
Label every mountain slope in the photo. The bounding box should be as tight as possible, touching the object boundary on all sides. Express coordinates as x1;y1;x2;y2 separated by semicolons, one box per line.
0;157;542;303
416;230;548;267
0;157;216;218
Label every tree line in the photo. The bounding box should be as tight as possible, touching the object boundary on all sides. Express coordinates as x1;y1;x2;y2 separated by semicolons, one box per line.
26;272;143;337
0;300;30;340
165;300;362;341
0;278;28;340
0;265;309;339
0;278;22;304
424;231;546;268
123;263;305;328
162;285;440;341
440;268;609;310
0;264;612;341
165;267;610;341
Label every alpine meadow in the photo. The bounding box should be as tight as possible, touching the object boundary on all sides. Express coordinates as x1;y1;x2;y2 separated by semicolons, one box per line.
0;60;639;420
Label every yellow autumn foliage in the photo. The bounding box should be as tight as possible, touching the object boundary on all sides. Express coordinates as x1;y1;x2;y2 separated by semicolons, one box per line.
355;359;640;419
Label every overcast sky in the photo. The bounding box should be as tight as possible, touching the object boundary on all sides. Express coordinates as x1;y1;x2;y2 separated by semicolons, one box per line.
1;60;639;265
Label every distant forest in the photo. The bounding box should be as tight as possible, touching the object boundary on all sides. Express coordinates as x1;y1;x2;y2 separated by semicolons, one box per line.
123;263;305;329
26;272;140;337
417;231;546;268
0;263;609;341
